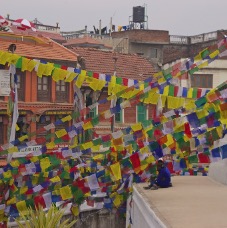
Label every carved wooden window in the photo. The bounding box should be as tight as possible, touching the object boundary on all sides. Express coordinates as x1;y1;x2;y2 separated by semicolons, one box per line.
56;80;69;103
37;76;51;101
16;71;25;101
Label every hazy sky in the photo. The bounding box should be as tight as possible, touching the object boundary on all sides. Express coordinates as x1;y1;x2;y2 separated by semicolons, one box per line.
1;0;227;36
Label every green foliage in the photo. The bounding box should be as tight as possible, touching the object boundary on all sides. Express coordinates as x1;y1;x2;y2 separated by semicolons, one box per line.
16;204;76;228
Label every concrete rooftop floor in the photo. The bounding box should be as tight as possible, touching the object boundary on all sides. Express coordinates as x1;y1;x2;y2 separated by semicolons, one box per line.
136;176;227;228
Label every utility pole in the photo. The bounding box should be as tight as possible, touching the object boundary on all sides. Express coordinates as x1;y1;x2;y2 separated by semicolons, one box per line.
111;53;118;132
7;44;18;163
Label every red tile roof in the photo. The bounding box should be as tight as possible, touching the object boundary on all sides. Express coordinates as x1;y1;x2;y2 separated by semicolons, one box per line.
71;47;156;81
0;32;77;62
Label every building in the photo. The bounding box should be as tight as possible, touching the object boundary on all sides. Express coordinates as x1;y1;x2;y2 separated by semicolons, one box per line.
0;31;77;145
69;47;157;136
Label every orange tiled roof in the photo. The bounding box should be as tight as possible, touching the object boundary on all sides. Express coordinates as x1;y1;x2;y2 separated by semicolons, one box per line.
71;47;156;81
0;32;77;62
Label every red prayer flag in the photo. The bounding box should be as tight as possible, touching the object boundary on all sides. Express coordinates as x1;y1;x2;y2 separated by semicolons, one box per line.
198;153;210;163
130;153;141;169
123;78;128;86
34;195;46;208
184;123;192;138
93;73;99;79
197;88;202;98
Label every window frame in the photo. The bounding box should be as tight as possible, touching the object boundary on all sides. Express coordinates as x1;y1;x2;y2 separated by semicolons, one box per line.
137;103;147;123
191;74;213;88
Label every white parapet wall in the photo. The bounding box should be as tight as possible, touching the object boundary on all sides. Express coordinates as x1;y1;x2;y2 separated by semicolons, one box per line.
208;158;227;185
126;186;166;228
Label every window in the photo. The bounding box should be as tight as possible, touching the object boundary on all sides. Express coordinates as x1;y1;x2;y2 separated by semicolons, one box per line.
115;98;122;122
150;48;158;58
56;80;69;103
137;103;147;123
191;74;213;88
16;71;25;101
37;76;51;101
86;94;96;118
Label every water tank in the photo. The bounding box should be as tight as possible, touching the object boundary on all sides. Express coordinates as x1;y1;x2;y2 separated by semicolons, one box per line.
133;6;145;23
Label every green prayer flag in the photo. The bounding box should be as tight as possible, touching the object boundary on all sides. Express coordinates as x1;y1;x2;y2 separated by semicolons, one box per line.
87;71;93;77
201;49;210;59
188;154;198;163
15;57;22;68
93;138;102;146
169;85;174;96
116;77;123;85
195;97;207;108
192;88;198;99
164;73;172;80
54;63;61;68
91;116;99;126
189;67;199;75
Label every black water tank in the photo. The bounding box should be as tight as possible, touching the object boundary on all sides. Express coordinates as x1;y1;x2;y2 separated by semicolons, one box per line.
133;6;145;23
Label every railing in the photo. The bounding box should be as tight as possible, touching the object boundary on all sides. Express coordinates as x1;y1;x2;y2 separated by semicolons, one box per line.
170;31;218;45
170;35;189;44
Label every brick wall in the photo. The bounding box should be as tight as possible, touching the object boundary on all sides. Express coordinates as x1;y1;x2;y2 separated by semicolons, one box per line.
112;30;169;43
163;44;189;64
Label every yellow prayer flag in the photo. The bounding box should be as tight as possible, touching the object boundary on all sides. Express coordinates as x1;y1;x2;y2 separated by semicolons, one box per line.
163;85;169;96
82;121;93;130
3;170;12;179
27;60;37;72
198;60;208;69
0;52;9;65
58;69;69;80
81;141;93;150
43;63;54;76
40;157;51;171
10;160;20;168
75;73;86;88
60;186;73;200
20;186;28;195
7;53;20;65
7;197;16;205
50;176;61;183
150;93;159;105
110;162;122;181
52;68;61;81
91;145;101;152
37;63;47;77
209;50;220;59
65;72;77;82
18;135;28;142
46;141;56;150
71;205;80;216
113;194;123;208
61;115;72;122
139;83;144;91
16;201;28;215
131;122;142;132
8;146;18;153
21;57;30;72
187;88;193;99
55;129;67;138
